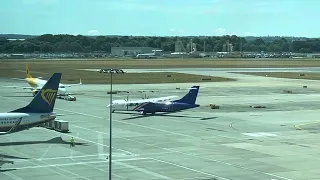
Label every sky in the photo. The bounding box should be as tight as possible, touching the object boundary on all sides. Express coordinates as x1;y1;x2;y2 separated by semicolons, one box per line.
1;0;319;37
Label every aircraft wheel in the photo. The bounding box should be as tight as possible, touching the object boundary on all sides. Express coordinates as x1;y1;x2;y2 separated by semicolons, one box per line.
151;112;155;115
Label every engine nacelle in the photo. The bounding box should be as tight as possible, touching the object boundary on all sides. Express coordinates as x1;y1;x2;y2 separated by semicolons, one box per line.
32;90;39;96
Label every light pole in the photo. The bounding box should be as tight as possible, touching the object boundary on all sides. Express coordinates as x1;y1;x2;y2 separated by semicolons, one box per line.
109;70;114;180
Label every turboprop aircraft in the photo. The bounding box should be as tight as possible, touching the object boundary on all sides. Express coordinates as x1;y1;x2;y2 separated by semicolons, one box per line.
110;86;200;115
0;73;61;135
4;63;81;96
133;86;200;115
110;95;178;112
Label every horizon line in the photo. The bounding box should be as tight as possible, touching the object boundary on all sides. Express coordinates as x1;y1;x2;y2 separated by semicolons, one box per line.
0;33;312;38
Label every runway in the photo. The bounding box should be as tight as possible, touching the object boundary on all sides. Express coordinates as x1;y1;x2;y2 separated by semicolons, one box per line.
1;68;320;180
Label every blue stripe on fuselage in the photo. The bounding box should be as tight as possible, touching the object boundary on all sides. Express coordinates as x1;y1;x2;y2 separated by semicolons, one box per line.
136;102;199;113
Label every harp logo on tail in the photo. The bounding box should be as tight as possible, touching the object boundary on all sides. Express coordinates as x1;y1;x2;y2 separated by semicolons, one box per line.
41;89;57;105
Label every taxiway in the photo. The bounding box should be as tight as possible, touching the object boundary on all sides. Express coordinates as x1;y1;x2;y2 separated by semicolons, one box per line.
1;68;320;180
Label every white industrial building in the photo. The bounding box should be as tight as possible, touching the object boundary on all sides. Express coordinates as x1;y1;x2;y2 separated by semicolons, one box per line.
111;47;160;56
111;47;162;57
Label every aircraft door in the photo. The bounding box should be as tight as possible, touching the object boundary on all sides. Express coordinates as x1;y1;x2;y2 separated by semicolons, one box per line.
168;104;174;112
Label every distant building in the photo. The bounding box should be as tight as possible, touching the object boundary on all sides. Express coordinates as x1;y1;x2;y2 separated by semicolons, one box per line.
7;38;25;41
10;54;25;59
222;40;234;52
111;47;161;57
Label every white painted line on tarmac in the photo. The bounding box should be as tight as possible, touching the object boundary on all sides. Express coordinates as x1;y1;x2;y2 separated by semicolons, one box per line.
2;172;25;180
150;157;232;180
180;176;212;180
98;132;104;159
38;144;52;160
115;161;173;180
242;132;278;137
15;153;135;163
12;157;150;170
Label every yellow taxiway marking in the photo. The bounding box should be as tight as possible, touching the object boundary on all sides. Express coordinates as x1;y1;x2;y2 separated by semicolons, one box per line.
295;121;320;130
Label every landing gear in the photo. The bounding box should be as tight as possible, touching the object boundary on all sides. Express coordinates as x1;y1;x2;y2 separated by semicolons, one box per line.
140;111;155;115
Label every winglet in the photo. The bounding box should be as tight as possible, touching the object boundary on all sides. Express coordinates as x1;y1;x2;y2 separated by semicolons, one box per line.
26;63;32;78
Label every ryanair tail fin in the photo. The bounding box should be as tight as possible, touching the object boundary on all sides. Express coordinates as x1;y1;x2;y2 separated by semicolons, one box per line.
173;86;199;105
11;73;62;113
26;63;32;78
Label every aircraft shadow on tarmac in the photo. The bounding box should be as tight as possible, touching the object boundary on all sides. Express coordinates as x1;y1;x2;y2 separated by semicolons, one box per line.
3;91;33;97
0;154;29;160
0;137;89;147
115;112;217;121
0;156;18;172
3;95;33;97
0;168;17;172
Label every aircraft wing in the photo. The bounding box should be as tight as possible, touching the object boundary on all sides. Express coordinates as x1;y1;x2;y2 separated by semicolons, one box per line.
64;79;82;87
3;86;35;90
11;78;26;81
0;117;23;135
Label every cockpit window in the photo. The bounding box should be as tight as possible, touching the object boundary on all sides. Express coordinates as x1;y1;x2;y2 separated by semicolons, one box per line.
59;86;65;88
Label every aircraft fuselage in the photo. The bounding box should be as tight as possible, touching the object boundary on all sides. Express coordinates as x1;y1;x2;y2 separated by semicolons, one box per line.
26;78;67;96
0;113;56;133
138;102;199;114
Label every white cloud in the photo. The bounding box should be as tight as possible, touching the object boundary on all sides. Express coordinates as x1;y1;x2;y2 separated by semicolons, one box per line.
214;28;240;36
245;32;256;36
88;30;100;36
215;28;226;34
168;28;187;35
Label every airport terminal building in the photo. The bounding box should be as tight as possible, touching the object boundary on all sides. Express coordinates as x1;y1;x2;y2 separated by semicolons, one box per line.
111;47;161;56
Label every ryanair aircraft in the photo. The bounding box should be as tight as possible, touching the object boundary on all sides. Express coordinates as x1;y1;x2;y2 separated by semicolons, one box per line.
0;73;61;135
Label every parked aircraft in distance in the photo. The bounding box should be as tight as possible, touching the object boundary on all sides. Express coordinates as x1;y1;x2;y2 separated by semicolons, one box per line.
0;73;61;135
110;95;179;112
4;63;81;96
97;68;126;73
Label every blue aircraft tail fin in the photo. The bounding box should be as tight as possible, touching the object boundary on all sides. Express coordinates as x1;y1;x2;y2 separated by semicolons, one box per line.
173;86;199;104
11;73;62;113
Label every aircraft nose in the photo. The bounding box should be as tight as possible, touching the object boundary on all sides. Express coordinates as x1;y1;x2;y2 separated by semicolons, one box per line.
59;88;66;94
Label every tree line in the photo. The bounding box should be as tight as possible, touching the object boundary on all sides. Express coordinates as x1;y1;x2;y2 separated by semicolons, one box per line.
0;34;320;53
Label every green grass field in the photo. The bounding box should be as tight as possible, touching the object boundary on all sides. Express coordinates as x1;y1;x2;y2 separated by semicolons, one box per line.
232;72;320;81
0;60;235;84
1;58;320;84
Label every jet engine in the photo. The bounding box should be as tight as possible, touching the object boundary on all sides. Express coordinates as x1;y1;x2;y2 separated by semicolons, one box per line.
32;90;39;96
